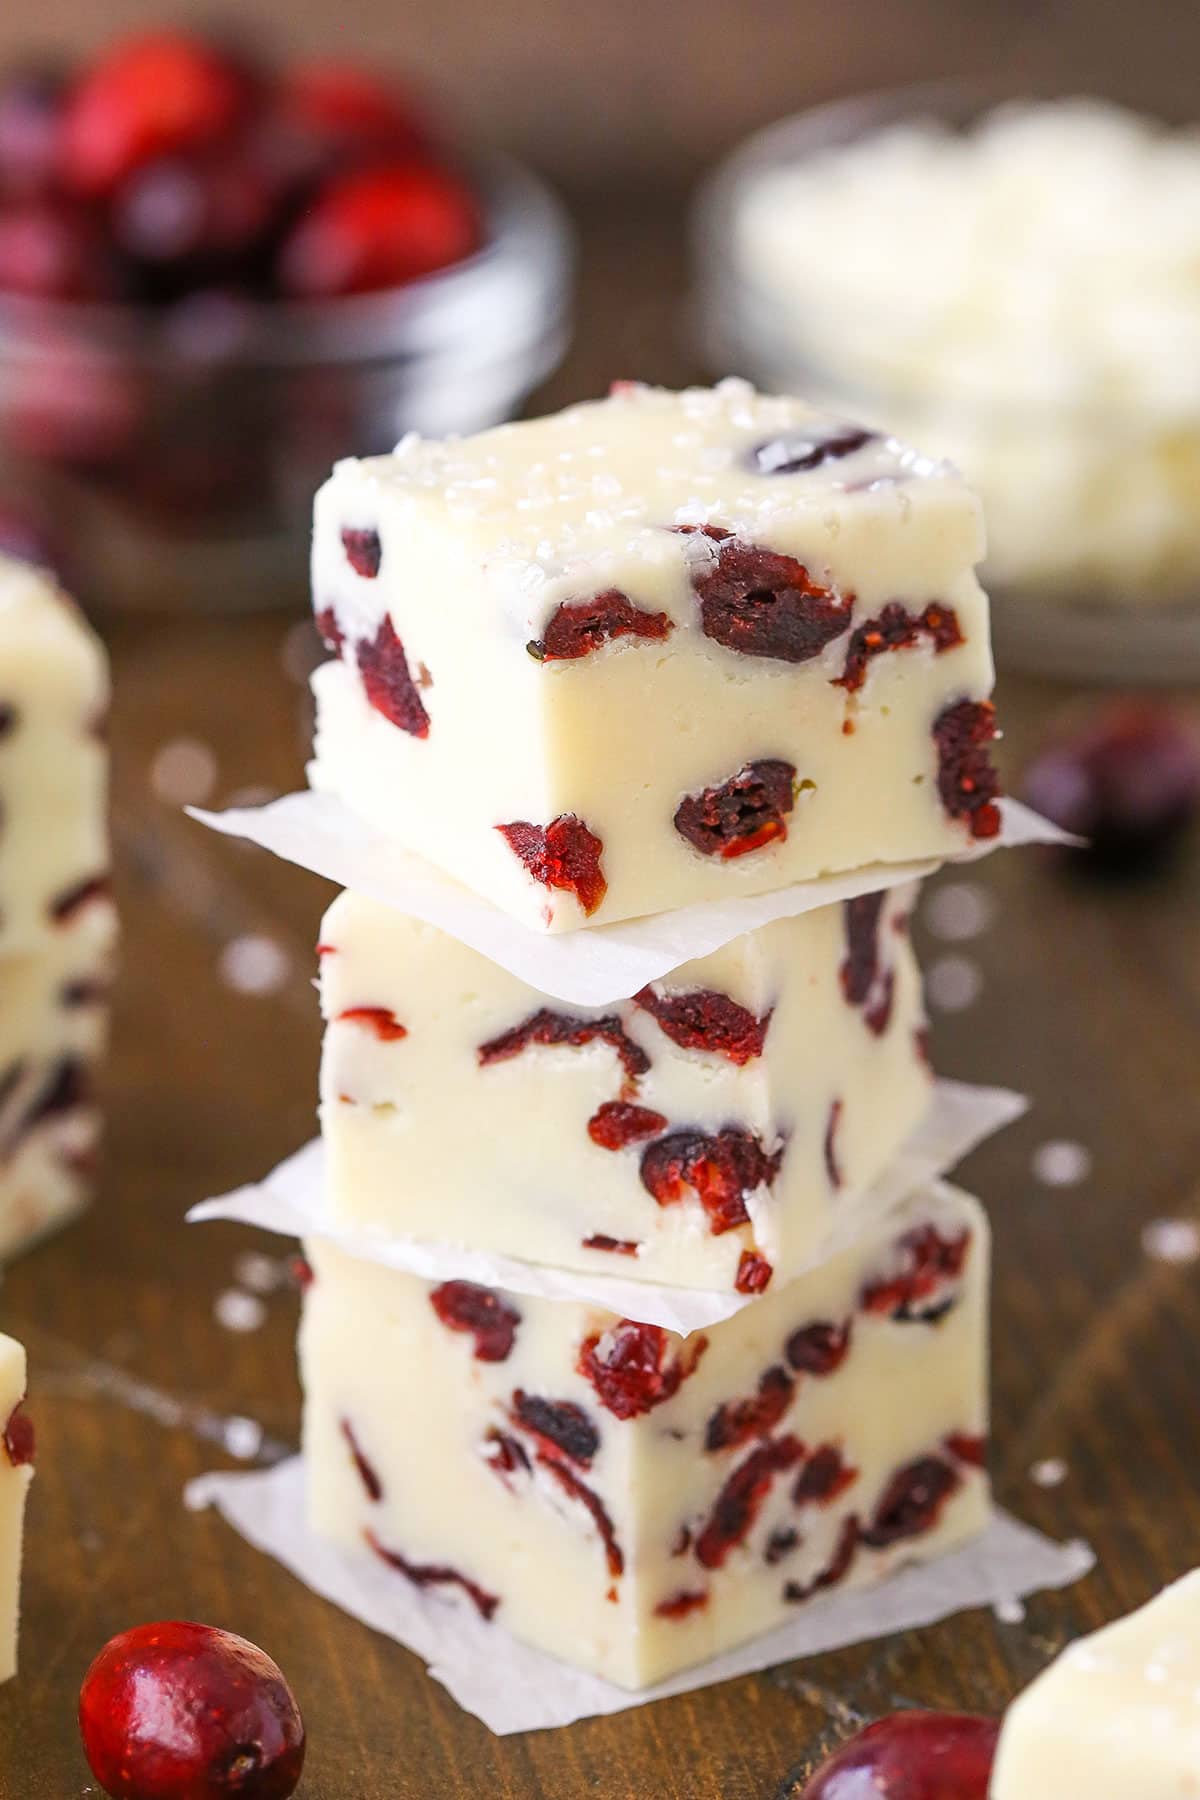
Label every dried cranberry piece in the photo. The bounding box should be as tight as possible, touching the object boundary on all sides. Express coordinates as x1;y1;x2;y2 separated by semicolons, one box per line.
356;616;430;738
861;1455;960;1549
429;1282;520;1362
512;1391;599;1466
914;1024;932;1070
674;759;797;859
587;1101;667;1151
578;1322;707;1421
861;1226;970;1322
783;1514;860;1605
840;893;885;1006
835;601;964;694
314;606;343;654
690;538;853;663
529;590;673;661
654;1589;709;1620
633;985;771;1064
864;968;895;1037
78;1620;305;1800
289;1256;314;1291
336;1005;407;1041
496;815;607;917
798;1710;999;1800
933;699;1002;841
25;1057;90;1128
3;1402;33;1468
735;1250;774;1294
695;1435;805;1569
479;1007;648;1080
581;1232;642;1255
640;1127;782;1234
50;873;111;924
784;1320;851;1377
944;1432;987;1469
705;1365;794;1453
748;428;877;477
339;1418;382;1502
60;978;109;1008
765;1526;800;1565
1022;703;1200;870
794;1443;858;1507
824;1099;843;1189
482;1429;530;1482
367;1530;498;1620
536;1454;624;1578
341;527;381;578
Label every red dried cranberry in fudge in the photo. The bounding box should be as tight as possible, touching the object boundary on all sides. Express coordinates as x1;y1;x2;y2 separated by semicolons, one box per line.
674;759;798;859
496;815;607;916
529;590;673;661
690;537;853;663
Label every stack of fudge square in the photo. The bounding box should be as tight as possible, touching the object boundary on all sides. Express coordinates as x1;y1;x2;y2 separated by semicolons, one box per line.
287;380;1011;1690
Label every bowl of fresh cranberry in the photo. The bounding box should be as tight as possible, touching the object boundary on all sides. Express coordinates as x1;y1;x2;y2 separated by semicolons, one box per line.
0;31;572;609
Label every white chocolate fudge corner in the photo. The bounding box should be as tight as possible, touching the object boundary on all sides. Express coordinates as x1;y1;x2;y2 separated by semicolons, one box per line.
992;1569;1200;1798
318;882;930;1293
0;555;109;955
0;1334;33;1682
300;1181;988;1689
309;380;998;932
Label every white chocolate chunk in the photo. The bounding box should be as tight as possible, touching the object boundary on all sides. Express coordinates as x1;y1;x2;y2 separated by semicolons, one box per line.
318;882;930;1292
0;1334;32;1682
992;1568;1200;1797
300;1181;988;1689
309;381;997;932
0;556;109;954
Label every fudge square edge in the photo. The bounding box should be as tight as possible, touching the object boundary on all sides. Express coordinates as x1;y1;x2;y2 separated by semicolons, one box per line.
309;380;1000;933
300;1180;989;1689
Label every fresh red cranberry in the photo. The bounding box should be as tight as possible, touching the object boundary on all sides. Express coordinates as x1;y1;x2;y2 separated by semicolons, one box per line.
336;1004;407;1041
581;1231;642;1254
633;985;771;1064
861;1454;960;1548
578;1321;707;1420
824;1098;843;1188
1022;703;1200;870
654;1589;709;1619
478;1007;648;1080
276;60;427;163
861;1226;970;1322
689;537;853;663
528;590;673;661
933;700;1002;841
0;199;121;300
694;1435;805;1568
784;1320;851;1376
735;1250;774;1294
366;1530;498;1620
534;1455;624;1578
62;33;252;201
3;1402;34;1468
794;1442;857;1507
640;1127;782;1234
835;602;964;694
587;1100;668;1150
277;161;481;298
339;1417;382;1501
340;526;381;577
0;69;66;199
78;1621;305;1800
705;1365;794;1452
674;758;798;859
496;815;607;917
799;1711;999;1799
748;427;877;476
429;1281;520;1362
356;616;430;737
112;150;278;295
512;1391;599;1466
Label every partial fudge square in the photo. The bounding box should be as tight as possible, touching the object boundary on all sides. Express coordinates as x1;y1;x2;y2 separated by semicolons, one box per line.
318;881;930;1293
309;380;998;932
0;1333;33;1682
0;555;109;954
300;1181;989;1688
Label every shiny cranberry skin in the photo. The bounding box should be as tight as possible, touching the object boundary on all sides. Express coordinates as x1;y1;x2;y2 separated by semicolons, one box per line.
78;1621;305;1800
277;60;426;162
276;161;482;298
0;69;66;200
801;1711;999;1799
1023;703;1200;869
0;199;120;300
113;151;278;294
61;33;252;200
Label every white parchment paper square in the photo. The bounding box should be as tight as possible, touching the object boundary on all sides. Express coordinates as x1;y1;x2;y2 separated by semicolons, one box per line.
186;1459;1093;1735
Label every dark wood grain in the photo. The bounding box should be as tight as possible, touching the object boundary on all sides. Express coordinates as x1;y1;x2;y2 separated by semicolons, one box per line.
0;190;1198;1799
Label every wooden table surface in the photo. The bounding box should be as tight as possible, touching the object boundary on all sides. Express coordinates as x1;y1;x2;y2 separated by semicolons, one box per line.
2;191;1199;1798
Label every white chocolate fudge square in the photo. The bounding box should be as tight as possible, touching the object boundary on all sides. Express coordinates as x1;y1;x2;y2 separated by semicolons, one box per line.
992;1570;1200;1798
309;380;999;933
318;881;930;1294
0;1334;33;1682
0;555;109;954
0;896;115;1261
300;1181;988;1688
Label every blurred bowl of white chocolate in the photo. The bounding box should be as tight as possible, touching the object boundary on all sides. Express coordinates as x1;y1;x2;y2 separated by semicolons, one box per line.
696;85;1200;681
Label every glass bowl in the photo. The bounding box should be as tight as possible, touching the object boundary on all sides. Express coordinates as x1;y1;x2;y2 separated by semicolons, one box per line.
0;154;573;612
694;83;1200;683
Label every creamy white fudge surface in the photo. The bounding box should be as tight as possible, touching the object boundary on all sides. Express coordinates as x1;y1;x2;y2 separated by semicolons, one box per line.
318;882;930;1293
300;1181;988;1688
0;1334;33;1682
992;1569;1200;1797
0;897;115;1261
309;381;998;932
